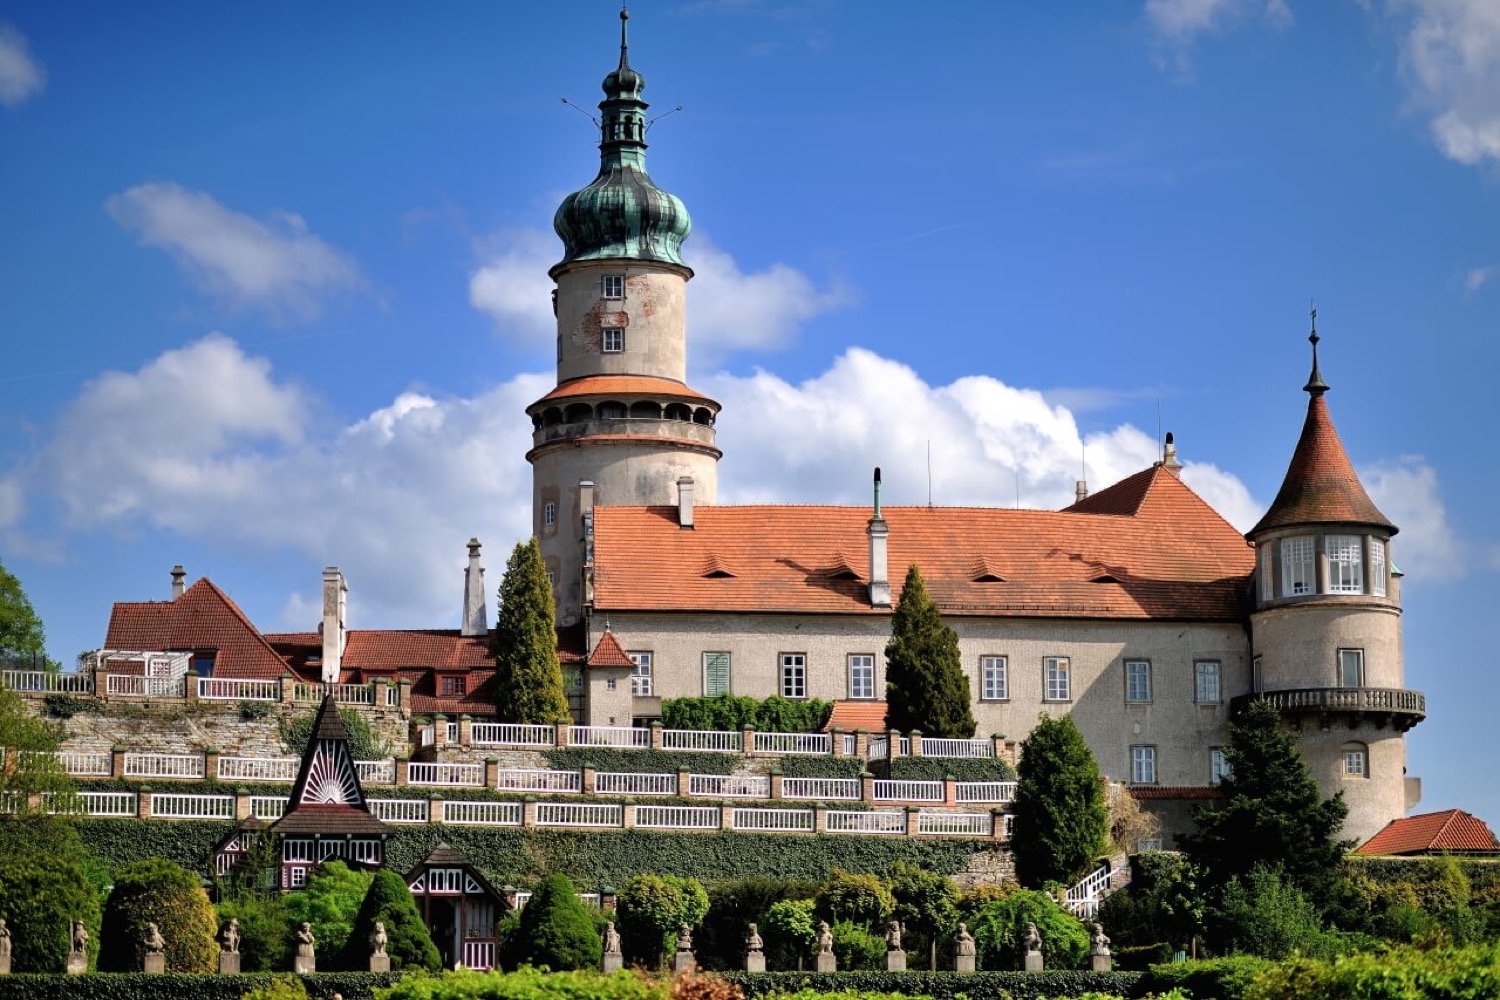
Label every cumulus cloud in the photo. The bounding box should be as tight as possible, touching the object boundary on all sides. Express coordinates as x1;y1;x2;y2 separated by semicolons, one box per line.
468;229;850;364
105;183;364;320
1396;0;1500;167
1361;455;1461;581
0;23;44;107
1145;0;1293;76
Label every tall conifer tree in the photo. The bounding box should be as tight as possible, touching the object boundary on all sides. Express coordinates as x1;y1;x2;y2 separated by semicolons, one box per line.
883;564;975;738
490;538;570;724
1011;714;1108;887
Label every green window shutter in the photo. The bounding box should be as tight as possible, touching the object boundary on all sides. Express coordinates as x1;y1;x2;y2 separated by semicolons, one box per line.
703;653;730;696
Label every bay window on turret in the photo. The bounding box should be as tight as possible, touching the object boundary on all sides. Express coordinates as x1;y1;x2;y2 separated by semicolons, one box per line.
1370;538;1387;597
1281;536;1315;595
1327;534;1364;593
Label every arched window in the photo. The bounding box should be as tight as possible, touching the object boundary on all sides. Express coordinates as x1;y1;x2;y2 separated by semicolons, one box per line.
542;407;564;427
664;403;691;422
564;403;593;423
629;400;662;419
597;401;627;420
692;407;713;425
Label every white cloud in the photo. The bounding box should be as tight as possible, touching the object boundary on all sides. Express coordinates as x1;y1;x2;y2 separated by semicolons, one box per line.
1396;0;1500;167
1145;0;1293;76
468;229;850;364
0;23;44;107
1361;455;1461;580
105;183;364;320
1465;264;1496;292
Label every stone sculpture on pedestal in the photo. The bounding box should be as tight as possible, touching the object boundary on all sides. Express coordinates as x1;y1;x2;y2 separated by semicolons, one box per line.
66;921;88;975
744;923;765;973
1022;921;1044;973
672;923;696;974
142;922;166;974
601;922;623;973
954;922;976;973
368;921;390;973
0;918;11;975
294;922;316;974
219;919;241;974
885;920;906;972
1089;922;1112;972
814;920;836;972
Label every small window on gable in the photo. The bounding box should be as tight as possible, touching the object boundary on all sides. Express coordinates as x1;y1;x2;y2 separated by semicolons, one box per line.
602;274;625;299
602;328;624;353
441;676;466;697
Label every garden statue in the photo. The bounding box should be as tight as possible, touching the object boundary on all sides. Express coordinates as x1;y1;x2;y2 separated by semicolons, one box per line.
294;921;316;974
954;921;976;973
0;917;11;975
1089;921;1112;972
814;920;836;972
1022;921;1044;973
142;923;166;974
66;921;88;975
601;922;623;973
672;922;696;975
744;922;765;973
218;918;241;974
368;920;390;972
885;919;906;971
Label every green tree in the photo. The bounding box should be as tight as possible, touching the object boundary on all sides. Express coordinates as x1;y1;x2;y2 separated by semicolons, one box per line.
1179;698;1349;913
512;873;602;971
0;684;74;805
813;870;895;928
1212;864;1329;959
0;851;100;972
0;560;53;670
616;873;709;968
888;860;959;970
1097;851;1204;965
490;539;570;724
284;861;373;961
762;898;816;971
883;564;974;738
696;877;819;971
1011;714;1108;887
215;893;292;973
98;857;218;972
341;868;441;971
965;888;1090;970
278;707;391;761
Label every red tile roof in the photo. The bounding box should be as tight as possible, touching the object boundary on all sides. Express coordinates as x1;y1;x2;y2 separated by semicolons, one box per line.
593;466;1254;620
1251;394;1395;536
589;631;635;668
531;375;718;408
409;669;498;716
264;629;492;673
1128;786;1225;800
1356;809;1500;856
105;579;296;680
825;701;888;733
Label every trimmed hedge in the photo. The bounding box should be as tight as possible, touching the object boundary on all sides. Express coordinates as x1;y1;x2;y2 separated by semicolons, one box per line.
721;970;1142;999
542;748;742;775
778;757;865;779
72;820;234;878
889;757;1016;782
1135;956;1274;999
0;973;401;1000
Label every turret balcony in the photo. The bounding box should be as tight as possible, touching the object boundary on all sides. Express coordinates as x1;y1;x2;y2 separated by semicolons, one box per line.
1231;687;1425;732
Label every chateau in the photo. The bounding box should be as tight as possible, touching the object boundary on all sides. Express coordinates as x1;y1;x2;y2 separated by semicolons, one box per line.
54;12;1424;848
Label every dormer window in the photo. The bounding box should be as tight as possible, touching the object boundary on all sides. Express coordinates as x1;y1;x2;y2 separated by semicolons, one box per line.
1281;536;1315;595
1326;534;1364;593
602;274;625;299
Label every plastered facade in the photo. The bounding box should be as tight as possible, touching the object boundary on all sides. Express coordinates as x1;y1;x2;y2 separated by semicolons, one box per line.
553;263;690;383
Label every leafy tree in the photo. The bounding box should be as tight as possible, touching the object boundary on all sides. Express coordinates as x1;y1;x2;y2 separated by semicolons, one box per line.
696;877;819;971
1212;864;1330;959
490;539;570;724
1011;714;1108;887
762;899;816;971
888;860;959;970
0;560;54;670
965;888;1090;970
829;920;885;970
0;851;100;972
616;873;709;968
341;868;441;971
215;892;292;973
883;565;975;738
99;857;218;972
0;684;74;805
513;873;602;971
1179;698;1349;913
813;870;895;928
284;861;374;961
1097;851;1204;966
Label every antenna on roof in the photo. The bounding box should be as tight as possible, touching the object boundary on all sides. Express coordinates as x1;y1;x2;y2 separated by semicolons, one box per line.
644;106;684;133
560;97;602;129
1156;396;1163;456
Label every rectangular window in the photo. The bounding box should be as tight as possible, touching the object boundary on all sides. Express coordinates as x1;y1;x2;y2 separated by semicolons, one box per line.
981;655;1009;701
1194;661;1221;704
1371;539;1387;597
1344;748;1368;777
440;676;466;697
1210;747;1231;786
602;328;624;353
1338;648;1365;688
1281;536;1315;595
779;653;807;699
1136;837;1164;852
283;839;314;862
1327;534;1364;593
703;652;731;697
606;677;616;690
1252;655;1263;694
543;501;556;527
1124;660;1152;703
848;654;875;700
629;652;653;696
1044;656;1070;702
602;274;625;299
289;866;307;888
1259;544;1274;602
1131;745;1157;784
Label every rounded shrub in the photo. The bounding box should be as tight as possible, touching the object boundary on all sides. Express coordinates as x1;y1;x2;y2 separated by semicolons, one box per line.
814;871;895;928
965;888;1089;971
514;872;602;971
616;873;708;969
0;852;100;972
341;868;441;971
99;857;218;972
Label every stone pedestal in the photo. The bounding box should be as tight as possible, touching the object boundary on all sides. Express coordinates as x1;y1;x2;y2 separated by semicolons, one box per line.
955;955;975;973
294;954;316;974
886;950;906;971
745;952;765;973
66;953;87;975
144;953;165;974
1091;954;1112;972
218;952;240;975
815;953;836;973
672;950;696;975
1023;952;1043;973
601;952;623;974
369;954;390;973
0;954;10;976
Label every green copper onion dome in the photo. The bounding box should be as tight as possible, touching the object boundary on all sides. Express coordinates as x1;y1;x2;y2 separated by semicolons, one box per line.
553;10;691;268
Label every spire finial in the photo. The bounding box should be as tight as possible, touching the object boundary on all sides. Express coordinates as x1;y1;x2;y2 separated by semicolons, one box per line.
1304;300;1328;396
619;7;631;70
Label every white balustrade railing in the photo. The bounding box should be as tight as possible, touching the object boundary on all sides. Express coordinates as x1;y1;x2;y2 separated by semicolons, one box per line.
462;940;497;971
27;750;112;776
125;753;205;779
1;670;94;694
731;807;815;832
107;675;185;698
75;791;137;816
0;791;23;814
956;781;1016;803
753;732;831;755
470;723;556;747
294;682;375;705
866;736;889;761
218;756;299;782
917;810;993;836
568;726;650;748
151;793;234;820
443;800;522;826
921;738;995;758
688;774;768;799
662;729;741;752
535;802;623;827
594;771;674;796
826;810;906;835
198;677;278;701
368;798;430;823
872;779;944;803
781;777;861;801
356;760;395;785
496;769;581;794
408;762;485;787
250;796;286;819
1065;862;1115;918
636;805;720;830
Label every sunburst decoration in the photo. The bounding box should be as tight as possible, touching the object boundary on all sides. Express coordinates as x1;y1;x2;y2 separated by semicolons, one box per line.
300;739;362;805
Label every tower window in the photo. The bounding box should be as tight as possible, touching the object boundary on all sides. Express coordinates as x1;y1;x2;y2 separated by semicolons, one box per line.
602;328;624;353
1338;648;1365;688
1327;534;1364;593
1044;656;1070;702
1124;659;1152;703
1281;536;1315;595
543;501;556;527
980;655;1008;701
629;652;653;696
1258;544;1274;602
849;654;876;700
1210;747;1231;786
1371;538;1387;597
1342;742;1369;778
602;274;625;299
1252;655;1263;694
779;653;807;699
1130;745;1157;784
1194;661;1221;704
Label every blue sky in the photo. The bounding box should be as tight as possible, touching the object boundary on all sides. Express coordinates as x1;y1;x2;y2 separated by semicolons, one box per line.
1;1;1497;823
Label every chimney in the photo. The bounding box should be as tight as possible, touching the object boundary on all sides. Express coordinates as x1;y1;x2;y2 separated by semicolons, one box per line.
578;480;595;521
868;468;891;608
320;567;347;684
170;565;186;599
1162;431;1182;473
1075;480;1089;503
677;476;695;529
461;538;487;638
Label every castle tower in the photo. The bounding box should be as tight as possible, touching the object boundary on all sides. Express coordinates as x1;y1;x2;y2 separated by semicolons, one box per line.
528;10;721;625
1245;314;1424;843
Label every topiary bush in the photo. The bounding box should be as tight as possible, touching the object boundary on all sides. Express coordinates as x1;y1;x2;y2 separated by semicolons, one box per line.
513;872;602;971
722;970;1143;999
762;899;817;971
284;862;374;962
340;868;441;972
813;871;894;928
965;888;1089;971
661;694;832;734
888;756;1016;782
617;873;709;969
98;857;218;972
0;972;402;1000
0;852;100;972
830;919;884;970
